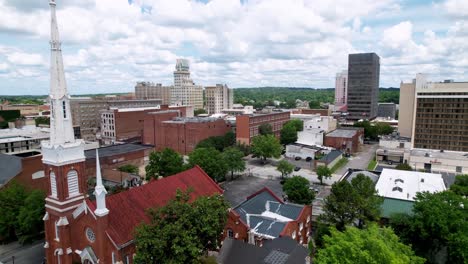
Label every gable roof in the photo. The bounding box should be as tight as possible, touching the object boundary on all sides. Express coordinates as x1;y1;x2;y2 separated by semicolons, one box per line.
86;165;223;247
233;187;305;239
0;153;22;187
217;237;308;264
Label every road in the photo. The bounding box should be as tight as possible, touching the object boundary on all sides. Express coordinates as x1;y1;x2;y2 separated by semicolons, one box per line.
0;240;44;264
335;143;378;176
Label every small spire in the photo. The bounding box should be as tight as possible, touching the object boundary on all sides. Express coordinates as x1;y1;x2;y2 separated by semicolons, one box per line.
94;149;109;217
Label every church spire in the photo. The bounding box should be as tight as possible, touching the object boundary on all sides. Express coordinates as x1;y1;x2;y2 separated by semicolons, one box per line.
48;0;75;145
94;149;109;217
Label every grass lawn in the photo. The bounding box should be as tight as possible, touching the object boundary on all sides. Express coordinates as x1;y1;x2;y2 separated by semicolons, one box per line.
367;157;377;170
330;158;348;173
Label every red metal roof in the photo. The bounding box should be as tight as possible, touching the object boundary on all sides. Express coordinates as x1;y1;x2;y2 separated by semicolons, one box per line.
87;165;223;247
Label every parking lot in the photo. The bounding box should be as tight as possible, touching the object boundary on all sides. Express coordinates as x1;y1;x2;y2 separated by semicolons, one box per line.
222;175;284;206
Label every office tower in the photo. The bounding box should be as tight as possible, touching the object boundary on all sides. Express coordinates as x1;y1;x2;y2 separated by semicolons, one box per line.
135;82;171;105
347;53;380;120
335;70;348;106
205;84;233;115
400;74;468;151
171;59;204;110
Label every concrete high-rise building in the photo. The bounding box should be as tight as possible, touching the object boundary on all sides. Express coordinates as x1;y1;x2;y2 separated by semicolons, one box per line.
346;53;380;120
377;103;396;119
135;82;171;105
335;70;348;106
399;74;468;151
205;84;233;115
171;59;204;110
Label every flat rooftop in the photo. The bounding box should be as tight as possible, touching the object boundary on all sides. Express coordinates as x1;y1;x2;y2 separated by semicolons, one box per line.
326;128;359;138
410;148;468;161
85;143;153;159
164;117;221;123
376;168;446;201
0;126;50;142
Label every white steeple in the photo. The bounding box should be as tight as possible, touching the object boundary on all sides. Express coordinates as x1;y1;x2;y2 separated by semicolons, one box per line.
93;149;109;217
48;0;75;146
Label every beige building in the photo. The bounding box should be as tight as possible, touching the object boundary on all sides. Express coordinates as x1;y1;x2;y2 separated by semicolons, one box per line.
205;84;233;115
70;98;162;141
135;82;171;105
171;59;204;110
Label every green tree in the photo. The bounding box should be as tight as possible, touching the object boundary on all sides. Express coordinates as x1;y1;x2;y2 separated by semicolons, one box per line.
0;182;27;242
375;122;394;135
390;191;468;264
118;164;139;174
315;225;425;264
189;148;228;182
16;190;45;244
287;119;303;131
276;160;294;179
395;163;413;171
283;176;315;204
309;101;321;109
320;174;382;231
222;147;246;180
196;131;236;152
251;135;282;163
194;109;207;116
353;120;377;140
450;174;468;197
145;148;185;179
134;191;229;263
258;123;273;135
280;123;298;145
34;116;50;127
316;165;332;185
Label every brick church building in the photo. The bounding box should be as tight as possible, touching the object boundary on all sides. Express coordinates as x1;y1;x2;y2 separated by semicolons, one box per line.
42;2;222;263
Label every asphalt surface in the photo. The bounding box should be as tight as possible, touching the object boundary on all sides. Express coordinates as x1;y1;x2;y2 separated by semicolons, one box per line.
222;175;285;207
0;240;45;264
336;143;379;176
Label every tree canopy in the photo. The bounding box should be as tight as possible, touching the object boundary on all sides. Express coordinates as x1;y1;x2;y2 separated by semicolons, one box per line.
316;165;332;185
315;225;425;264
450;174;468;197
189;147;228;182
287;119;304;131
259;123;273;136
222;147;246;180
118;164;139;174
283;176;315;205
320;174;382;231
280;122;298;145
390;191;468;264
251;134;282;162
196;131;236;152
276;160;294;179
395;163;413;171
134;191;229;263
353;121;394;140
145;148;185;179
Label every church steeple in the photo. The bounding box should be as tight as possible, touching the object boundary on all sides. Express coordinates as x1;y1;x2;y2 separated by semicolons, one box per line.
48;0;75;145
94;149;109;217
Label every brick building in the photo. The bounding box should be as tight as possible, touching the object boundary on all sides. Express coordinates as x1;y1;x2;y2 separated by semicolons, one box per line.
100;105;192;145
324;127;364;154
294;108;332;116
236;112;290;145
142;110;183;147
0;153;48;191
148;117;232;155
224;187;312;246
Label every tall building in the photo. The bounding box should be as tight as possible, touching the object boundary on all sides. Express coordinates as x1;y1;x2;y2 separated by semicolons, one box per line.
398;74;424;138
205;84;233;115
346;53;380;120
399;74;468;151
134;82;171;105
171;59;204;110
334;70;348;106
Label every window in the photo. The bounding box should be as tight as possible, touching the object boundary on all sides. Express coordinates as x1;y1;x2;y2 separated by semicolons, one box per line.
67;170;79;197
227;229;234;238
112;252;116;264
55;221;60;241
456;166;462;173
50;172;57;198
62;101;67;119
86;227;96;242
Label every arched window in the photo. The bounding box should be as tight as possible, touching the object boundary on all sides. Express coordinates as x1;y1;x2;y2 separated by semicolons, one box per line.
62;101;67;119
227;229;234;238
67;170;79;197
50;172;57;198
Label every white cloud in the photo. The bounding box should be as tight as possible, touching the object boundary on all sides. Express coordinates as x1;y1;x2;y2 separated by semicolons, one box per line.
6;51;45;66
442;0;468;18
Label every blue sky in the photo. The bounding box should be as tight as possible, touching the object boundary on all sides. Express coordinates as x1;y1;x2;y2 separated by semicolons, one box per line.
0;0;467;95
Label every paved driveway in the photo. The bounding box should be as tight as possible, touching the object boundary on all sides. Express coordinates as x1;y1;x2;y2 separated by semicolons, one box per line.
0;240;44;264
335;143;378;176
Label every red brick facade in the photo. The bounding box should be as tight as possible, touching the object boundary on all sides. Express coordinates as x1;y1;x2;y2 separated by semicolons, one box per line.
295;108;332;116
324;128;364;154
236;112;290;145
152;118;232;155
3;154;48;193
142;111;182;146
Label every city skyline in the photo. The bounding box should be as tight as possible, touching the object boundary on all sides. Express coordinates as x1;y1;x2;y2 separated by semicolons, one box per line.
0;0;467;95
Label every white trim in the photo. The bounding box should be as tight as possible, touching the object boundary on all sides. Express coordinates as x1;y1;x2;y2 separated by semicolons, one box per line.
67;170;79;197
72;203;85;219
46;195;85;205
43;212;49;221
32;170;45;179
44;242;49;248
57;216;69;226
45;203;81;213
66;248;72;254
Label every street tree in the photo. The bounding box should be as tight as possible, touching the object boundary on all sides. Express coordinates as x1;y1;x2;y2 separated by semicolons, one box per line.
0;182;27;242
395;163;413;171
315;225;425;264
316;165;332;185
280;123;298;145
222;147;246;180
118;164;139;174
16;190;45;244
259;123;273;135
251;135;282;163
287;119;304;131
283;176;315;204
309;101;321;109
134;191;229;263
189;147;228;182
276;160;294;178
450;174;468;197
145;148;185;179
390;191;468;264
351;174;383;228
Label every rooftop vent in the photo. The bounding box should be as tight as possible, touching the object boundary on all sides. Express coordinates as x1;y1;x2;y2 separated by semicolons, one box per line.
395;179;404;184
440;149;444;153
421;178;425;183
424;153;430;157
392;187;403;192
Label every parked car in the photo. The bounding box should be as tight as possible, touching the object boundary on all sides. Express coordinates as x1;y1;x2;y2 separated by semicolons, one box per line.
294;166;301;171
305;157;312;162
295;156;302;161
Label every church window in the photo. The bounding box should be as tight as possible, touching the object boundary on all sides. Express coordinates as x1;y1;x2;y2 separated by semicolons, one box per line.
67;170;79;197
85;227;96;242
62;101;67;119
227;229;234;238
50;172;58;198
55;221;60;241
